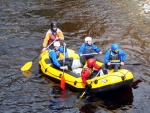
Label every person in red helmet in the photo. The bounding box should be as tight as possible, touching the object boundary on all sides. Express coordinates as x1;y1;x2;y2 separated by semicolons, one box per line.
81;58;101;88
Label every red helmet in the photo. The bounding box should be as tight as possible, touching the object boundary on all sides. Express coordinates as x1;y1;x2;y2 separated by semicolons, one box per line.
87;58;96;67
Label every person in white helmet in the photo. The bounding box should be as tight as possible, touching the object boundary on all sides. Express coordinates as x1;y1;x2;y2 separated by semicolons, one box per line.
78;37;102;65
50;41;72;70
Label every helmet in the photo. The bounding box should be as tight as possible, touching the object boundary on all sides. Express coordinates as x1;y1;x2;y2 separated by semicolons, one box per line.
111;44;119;50
54;41;60;47
87;58;96;67
50;21;57;28
85;37;92;42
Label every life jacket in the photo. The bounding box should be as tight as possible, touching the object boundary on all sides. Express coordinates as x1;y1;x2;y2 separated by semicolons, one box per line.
109;50;121;63
81;64;94;78
50;49;60;61
48;29;58;44
55;50;60;59
83;43;93;54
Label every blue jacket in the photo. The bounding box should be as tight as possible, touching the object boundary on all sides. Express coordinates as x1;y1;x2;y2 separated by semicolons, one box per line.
78;43;101;55
104;49;126;63
49;46;68;68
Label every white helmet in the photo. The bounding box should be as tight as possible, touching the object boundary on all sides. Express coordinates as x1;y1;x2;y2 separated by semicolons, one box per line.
54;41;60;46
85;37;92;42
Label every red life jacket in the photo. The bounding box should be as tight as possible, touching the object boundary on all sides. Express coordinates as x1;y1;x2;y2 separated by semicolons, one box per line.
48;30;58;44
81;66;93;84
81;65;93;78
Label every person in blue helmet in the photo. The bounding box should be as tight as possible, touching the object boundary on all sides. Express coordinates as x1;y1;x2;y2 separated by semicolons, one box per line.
103;44;126;72
50;41;72;70
78;37;102;65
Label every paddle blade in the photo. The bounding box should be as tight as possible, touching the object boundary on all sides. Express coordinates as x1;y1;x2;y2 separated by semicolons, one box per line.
21;62;32;71
60;75;65;90
132;63;141;65
125;63;142;65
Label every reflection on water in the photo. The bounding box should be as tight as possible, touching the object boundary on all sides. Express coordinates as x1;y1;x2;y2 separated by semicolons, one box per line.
83;86;133;111
22;70;33;77
131;79;142;89
49;86;133;112
80;104;97;113
48;86;75;112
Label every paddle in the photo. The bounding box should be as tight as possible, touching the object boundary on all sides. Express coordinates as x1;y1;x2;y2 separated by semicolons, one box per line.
78;69;101;99
111;63;141;65
82;53;98;55
82;52;105;56
60;45;66;89
21;39;57;71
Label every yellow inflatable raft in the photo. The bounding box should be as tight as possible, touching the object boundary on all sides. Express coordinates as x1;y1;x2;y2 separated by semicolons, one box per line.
39;49;134;92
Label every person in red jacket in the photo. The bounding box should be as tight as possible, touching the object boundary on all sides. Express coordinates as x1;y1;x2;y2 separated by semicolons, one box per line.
81;58;101;88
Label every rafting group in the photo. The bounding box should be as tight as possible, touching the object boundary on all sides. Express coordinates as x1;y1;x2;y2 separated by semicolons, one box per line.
37;21;135;93
21;21;136;94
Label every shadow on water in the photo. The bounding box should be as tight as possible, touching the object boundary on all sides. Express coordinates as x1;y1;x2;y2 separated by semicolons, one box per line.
80;80;141;112
77;86;133;113
48;85;135;112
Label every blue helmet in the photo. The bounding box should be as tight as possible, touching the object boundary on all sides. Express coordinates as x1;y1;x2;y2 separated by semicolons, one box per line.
111;44;119;50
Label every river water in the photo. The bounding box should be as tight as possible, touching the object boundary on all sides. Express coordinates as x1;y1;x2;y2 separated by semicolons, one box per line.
0;0;150;113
